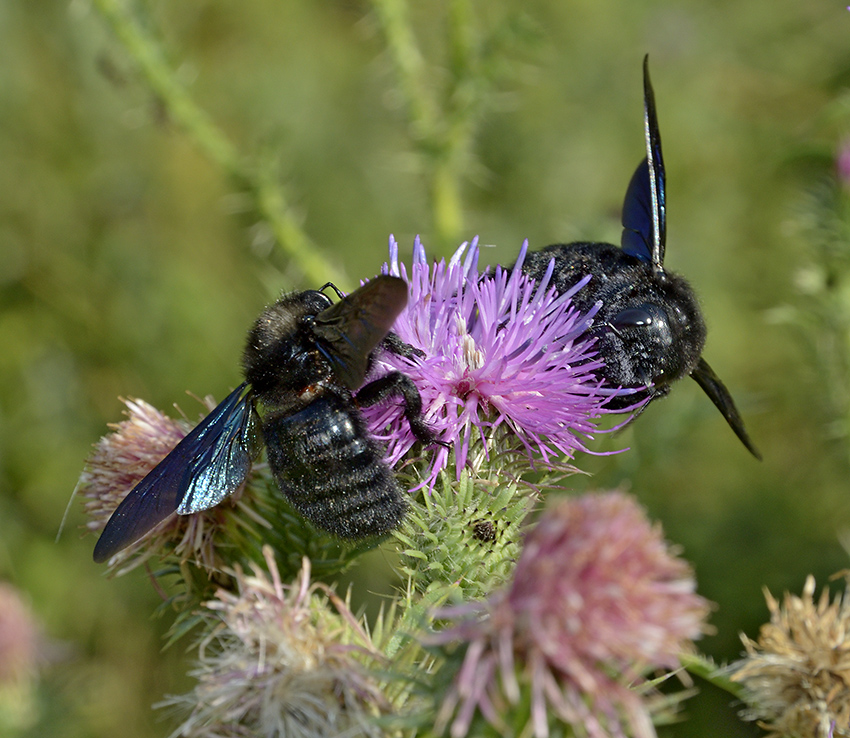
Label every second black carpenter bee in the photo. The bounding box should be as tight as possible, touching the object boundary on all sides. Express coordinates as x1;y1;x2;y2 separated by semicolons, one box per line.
93;275;436;563
517;57;759;458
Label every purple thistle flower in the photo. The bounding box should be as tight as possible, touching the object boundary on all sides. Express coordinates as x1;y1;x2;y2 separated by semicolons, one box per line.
432;491;711;738
361;236;618;483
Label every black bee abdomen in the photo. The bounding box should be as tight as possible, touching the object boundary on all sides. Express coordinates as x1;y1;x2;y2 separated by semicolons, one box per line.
261;392;406;538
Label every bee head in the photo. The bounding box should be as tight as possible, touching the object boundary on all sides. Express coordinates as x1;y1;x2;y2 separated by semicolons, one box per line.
242;290;334;396
596;269;706;400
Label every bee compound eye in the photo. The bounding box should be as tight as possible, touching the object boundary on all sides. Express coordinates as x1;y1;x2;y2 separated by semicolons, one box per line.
611;307;654;330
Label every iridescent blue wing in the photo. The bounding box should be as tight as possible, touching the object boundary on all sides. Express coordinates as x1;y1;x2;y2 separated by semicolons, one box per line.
621;55;666;272
93;383;259;563
621;158;653;263
310;275;408;390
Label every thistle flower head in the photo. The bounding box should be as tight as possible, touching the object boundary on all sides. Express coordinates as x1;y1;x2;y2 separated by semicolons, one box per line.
162;547;388;738
729;575;850;738
433;491;711;738
363;236;618;484
79;396;266;572
0;584;42;686
0;583;49;732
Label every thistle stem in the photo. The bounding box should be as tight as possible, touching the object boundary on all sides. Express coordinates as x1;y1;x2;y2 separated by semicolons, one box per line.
91;0;346;287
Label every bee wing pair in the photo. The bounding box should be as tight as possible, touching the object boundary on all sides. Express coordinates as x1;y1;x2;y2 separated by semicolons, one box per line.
620;56;760;460
92;276;408;563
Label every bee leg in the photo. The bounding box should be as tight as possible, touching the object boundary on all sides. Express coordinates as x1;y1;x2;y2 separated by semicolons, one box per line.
381;331;425;360
356;372;441;445
609;382;669;419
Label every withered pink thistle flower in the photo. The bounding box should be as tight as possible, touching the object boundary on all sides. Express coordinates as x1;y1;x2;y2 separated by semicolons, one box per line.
433;491;711;738
0;583;49;731
0;583;42;686
837;139;850;189
162;547;388;738
79;396;259;572
729;575;850;738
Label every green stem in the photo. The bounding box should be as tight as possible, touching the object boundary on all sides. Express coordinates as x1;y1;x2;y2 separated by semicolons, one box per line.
680;652;746;700
91;0;346;287
431;161;463;247
370;0;437;138
371;0;468;246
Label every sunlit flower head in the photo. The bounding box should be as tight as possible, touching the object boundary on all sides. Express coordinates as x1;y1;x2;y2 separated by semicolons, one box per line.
162;548;388;738
363;236;621;483
79;396;264;572
433;491;711;738
729;575;850;738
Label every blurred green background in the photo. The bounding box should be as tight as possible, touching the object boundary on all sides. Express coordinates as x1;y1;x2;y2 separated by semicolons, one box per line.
2;0;848;735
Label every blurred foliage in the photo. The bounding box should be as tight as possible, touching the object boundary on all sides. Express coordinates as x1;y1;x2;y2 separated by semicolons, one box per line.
2;0;850;736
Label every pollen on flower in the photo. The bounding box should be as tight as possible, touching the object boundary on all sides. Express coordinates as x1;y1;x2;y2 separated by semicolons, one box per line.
161;548;389;738
362;235;620;485
729;575;850;738
431;491;711;738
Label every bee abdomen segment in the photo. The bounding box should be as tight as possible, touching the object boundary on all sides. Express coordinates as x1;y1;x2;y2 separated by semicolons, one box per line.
262;393;406;539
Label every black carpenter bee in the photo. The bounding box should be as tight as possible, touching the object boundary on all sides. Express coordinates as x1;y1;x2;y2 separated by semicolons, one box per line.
517;57;759;458
93;275;436;563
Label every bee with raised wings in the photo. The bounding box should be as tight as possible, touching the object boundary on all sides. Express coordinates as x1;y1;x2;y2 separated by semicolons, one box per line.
93;275;438;563
517;57;759;458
